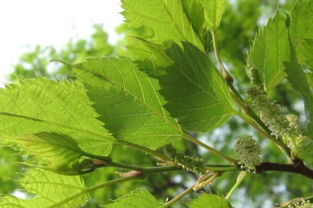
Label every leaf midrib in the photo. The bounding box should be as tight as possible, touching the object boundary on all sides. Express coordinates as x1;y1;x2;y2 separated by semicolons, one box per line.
77;65;183;136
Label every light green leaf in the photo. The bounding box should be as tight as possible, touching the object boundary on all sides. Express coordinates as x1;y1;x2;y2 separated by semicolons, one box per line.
290;0;313;71
249;12;290;91
160;43;235;132
284;43;313;137
106;190;161;208
0;169;88;208
119;37;173;69
0;78;114;156
203;0;228;29
122;0;203;50
74;57;182;150
188;194;231;208
0;132;98;175
182;0;206;35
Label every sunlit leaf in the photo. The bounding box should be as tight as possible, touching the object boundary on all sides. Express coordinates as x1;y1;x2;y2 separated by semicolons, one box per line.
0;78;114;156
0;169;88;208
122;0;203;50
74;57;183;149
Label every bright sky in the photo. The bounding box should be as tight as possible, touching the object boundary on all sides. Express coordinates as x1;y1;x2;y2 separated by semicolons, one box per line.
0;0;123;86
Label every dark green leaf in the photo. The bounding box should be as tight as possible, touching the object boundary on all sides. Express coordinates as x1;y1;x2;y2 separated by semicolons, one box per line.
160;43;235;132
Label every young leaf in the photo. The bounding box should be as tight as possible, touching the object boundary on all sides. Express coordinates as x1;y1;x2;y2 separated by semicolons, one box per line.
122;0;203;50
0;132;97;175
188;194;232;208
105;190;162;208
74;57;182;149
203;0;228;29
249;12;290;91
160;43;236;132
284;43;313;137
0;169;88;208
0;78;114;156
290;0;313;71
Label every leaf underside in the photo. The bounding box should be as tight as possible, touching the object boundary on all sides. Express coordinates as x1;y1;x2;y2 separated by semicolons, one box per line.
160;43;235;132
0;169;88;208
0;78;113;156
74;57;182;150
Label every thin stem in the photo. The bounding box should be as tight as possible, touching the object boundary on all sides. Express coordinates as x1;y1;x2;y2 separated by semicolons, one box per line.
164;184;195;208
48;175;143;208
115;140;168;161
103;161;181;173
225;171;247;200
205;164;239;172
211;30;233;83
109;162;237;173
193;173;219;191
164;173;220;207
183;134;237;164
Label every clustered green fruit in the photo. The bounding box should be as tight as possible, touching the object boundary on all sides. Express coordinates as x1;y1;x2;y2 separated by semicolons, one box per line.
235;136;262;172
164;146;207;175
288;199;313;208
248;86;312;158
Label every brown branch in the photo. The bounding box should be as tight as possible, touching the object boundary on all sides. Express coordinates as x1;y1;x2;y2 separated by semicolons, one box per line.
256;161;313;180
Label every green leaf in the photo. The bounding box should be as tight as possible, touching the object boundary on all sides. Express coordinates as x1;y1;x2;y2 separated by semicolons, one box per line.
74;57;182;150
122;0;203;50
182;0;206;35
0;132;98;175
290;0;313;71
119;37;173;69
106;190;161;208
249;12;290;91
0;169;88;208
0;78;114;156
203;0;228;29
188;194;231;208
160;43;235;132
183;0;227;31
284;43;313;136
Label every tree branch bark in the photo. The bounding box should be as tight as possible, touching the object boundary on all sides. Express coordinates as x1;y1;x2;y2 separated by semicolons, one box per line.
256;161;313;180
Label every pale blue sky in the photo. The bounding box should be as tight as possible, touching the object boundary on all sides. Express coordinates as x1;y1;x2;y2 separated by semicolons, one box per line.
0;0;123;86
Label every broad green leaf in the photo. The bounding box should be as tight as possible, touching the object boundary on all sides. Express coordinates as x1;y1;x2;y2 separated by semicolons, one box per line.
249;12;290;91
290;0;313;71
203;0;228;29
0;78;114;156
74;57;182;149
0;169;88;208
122;0;203;50
182;0;206;35
106;190;161;208
160;43;235;132
284;44;313;137
0;132;97;175
188;194;231;208
119;37;173;69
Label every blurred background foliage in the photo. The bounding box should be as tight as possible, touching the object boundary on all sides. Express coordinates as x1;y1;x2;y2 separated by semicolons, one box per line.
1;0;311;207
